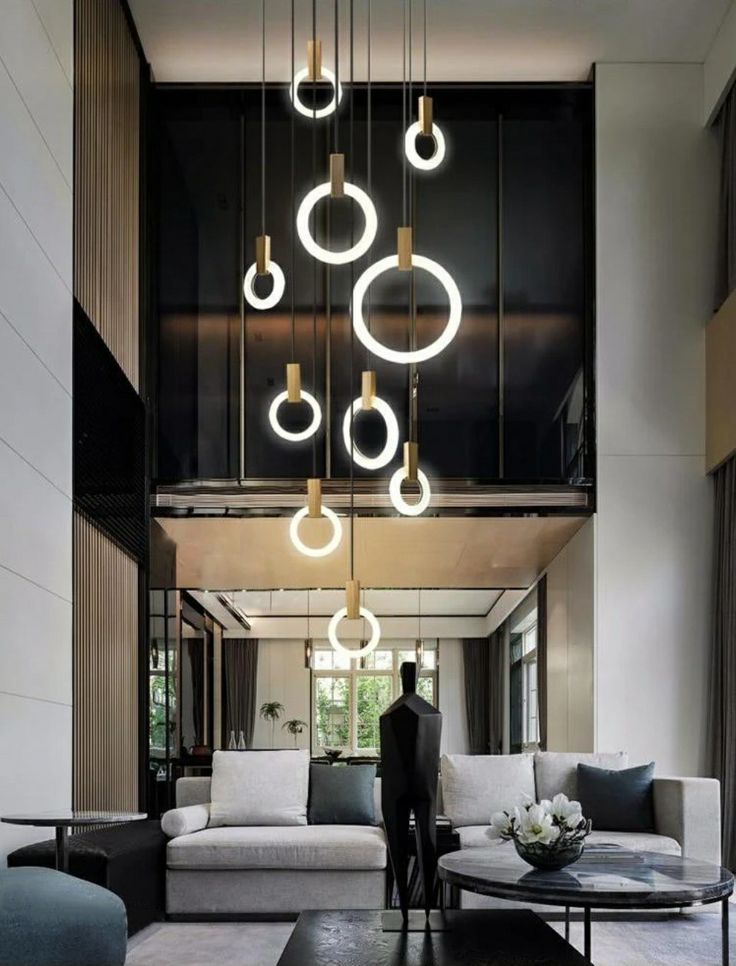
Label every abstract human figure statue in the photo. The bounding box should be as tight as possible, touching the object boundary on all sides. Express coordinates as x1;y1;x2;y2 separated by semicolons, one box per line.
380;660;443;922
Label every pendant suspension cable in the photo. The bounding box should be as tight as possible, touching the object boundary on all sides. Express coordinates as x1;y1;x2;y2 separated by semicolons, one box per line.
349;0;355;583
366;0;372;358
312;0;318;480
261;0;266;236
423;0;428;95
334;0;340;153
290;0;296;361
402;0;407;225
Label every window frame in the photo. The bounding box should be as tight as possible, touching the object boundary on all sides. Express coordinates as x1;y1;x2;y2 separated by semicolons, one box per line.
311;643;439;755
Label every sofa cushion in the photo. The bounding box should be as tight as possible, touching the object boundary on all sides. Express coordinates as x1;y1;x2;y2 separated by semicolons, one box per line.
209;750;309;827
534;751;628;802
455;826;680;855
167;824;387;871
578;761;655;832
441;754;535;828
309;763;377;825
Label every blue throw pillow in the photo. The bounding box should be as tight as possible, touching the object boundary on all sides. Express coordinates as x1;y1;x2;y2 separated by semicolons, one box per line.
577;761;655;832
308;763;377;825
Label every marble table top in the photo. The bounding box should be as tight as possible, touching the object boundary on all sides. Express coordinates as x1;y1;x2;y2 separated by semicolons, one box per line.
438;846;734;908
1;811;147;827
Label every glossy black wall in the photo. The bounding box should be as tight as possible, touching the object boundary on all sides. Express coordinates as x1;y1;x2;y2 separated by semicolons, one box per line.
151;84;593;486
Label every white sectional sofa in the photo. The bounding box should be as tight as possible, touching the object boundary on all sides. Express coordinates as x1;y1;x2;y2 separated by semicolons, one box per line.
440;751;722;910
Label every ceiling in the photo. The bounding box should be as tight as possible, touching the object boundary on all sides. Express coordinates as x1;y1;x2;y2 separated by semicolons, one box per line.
155;514;586;589
128;0;729;84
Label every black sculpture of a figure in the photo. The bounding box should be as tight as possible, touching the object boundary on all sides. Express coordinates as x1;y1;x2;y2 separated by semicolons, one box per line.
380;660;442;925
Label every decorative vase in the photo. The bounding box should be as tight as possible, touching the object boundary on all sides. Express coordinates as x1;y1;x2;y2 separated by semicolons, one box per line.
228;730;236;750
237;730;246;750
514;838;584;871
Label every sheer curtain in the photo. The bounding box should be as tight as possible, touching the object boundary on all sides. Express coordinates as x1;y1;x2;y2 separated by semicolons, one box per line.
222;639;259;747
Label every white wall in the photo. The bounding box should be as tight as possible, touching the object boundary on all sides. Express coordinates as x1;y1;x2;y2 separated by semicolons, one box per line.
545;518;595;753
595;64;717;776
0;0;73;862
438;639;469;756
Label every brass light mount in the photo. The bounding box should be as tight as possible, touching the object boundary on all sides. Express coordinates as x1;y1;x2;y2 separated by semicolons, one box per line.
307;478;322;518
346;579;361;620
361;370;376;410
418;95;433;136
397;226;413;271
286;362;302;402
255;234;271;275
404;441;418;482
330;153;345;198
307;39;323;81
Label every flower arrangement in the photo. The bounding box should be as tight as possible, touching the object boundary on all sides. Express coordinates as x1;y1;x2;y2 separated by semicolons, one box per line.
490;794;592;870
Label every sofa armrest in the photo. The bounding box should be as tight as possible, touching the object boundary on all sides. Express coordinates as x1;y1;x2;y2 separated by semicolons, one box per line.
161;804;210;839
653;777;721;865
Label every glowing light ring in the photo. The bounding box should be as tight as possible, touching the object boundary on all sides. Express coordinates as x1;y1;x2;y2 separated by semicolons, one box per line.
328;606;381;658
352;254;462;364
243;260;286;310
389;467;431;517
296;181;378;265
289;505;343;558
268;390;322;442
290;66;343;119
404;120;446;171
341;396;400;470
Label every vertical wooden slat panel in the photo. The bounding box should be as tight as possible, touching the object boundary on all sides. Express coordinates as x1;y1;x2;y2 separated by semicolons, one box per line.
73;513;139;812
74;0;140;389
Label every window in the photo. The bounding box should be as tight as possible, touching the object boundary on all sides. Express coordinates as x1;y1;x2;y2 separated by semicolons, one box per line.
312;644;438;755
510;603;539;753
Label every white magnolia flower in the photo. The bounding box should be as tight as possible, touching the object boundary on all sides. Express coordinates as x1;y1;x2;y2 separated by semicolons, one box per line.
550;793;584;829
518;804;561;845
489;810;514;839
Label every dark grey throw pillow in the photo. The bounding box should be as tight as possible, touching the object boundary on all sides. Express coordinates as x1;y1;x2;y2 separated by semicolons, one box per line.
308;763;377;825
577;761;655;832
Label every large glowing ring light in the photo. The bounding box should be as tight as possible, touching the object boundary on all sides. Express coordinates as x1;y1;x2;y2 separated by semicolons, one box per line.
342;396;399;470
404;120;446;171
328;606;381;659
389;467;432;517
290;66;343;120
268;389;322;442
297;182;378;265
352;254;462;364
243;261;285;311
289;505;343;558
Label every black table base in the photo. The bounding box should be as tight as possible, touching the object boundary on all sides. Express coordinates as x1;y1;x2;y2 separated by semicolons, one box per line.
277;909;592;965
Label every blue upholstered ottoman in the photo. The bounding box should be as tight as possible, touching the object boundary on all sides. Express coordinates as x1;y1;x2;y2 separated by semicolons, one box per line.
0;867;127;966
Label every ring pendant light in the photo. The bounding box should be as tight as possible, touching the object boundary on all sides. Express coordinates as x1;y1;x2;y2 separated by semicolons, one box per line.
328;605;381;659
289;478;343;558
389;465;431;516
404;0;445;171
244;0;285;311
341;394;399;470
290;66;343;119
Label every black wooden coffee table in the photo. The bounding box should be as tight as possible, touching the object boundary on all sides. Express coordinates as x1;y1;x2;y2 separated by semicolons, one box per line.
277;909;592;965
438;846;734;964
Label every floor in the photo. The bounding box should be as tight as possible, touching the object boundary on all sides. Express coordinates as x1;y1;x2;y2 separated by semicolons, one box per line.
125;913;732;966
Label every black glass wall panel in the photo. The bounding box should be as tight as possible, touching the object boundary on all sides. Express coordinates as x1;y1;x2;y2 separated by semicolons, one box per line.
152;84;593;485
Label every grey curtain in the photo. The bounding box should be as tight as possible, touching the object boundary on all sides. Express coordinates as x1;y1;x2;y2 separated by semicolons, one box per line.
537;575;548;751
222;639;259;747
463;638;490;754
709;455;736;871
488;630;505;755
716;85;736;309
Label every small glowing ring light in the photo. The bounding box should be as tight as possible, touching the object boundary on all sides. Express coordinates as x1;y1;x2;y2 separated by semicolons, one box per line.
296;181;378;265
352;254;462;364
404;120;446;171
290;66;343;120
289;505;343;558
389;467;431;517
268;389;322;442
243;260;286;311
328;606;381;659
342;396;400;470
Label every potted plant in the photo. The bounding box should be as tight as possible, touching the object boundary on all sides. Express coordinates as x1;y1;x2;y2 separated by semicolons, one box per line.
282;719;308;748
490;794;592;870
259;701;285;748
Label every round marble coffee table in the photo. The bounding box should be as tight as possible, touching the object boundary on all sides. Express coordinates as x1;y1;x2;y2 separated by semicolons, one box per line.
1;810;146;873
438;846;734;963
